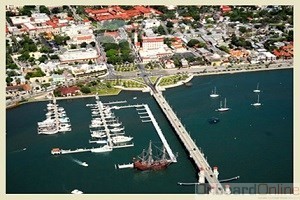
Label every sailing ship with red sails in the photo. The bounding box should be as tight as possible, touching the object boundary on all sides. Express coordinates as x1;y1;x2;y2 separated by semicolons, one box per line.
133;140;171;171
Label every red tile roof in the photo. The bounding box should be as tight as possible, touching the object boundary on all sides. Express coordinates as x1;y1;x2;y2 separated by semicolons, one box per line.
143;37;164;43
60;86;80;96
85;6;162;21
221;5;231;13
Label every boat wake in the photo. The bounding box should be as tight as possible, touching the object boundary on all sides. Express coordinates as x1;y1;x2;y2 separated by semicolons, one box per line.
10;148;27;154
69;157;88;167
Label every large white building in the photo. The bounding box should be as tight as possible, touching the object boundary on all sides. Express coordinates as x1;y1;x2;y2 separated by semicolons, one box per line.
139;36;173;63
72;63;107;76
58;48;99;64
142;19;161;29
61;24;95;45
142;37;164;50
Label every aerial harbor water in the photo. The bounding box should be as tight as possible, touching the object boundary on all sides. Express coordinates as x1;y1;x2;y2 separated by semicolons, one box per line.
6;69;293;194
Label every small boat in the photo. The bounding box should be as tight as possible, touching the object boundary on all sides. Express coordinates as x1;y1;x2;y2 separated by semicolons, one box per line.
51;148;61;155
110;127;125;133
71;189;83;194
133;97;137;99
210;87;219;98
251;94;262;106
111;135;133;144
89;139;108;144
253;82;260;93
81;162;88;167
208;117;220;124
216;98;230;112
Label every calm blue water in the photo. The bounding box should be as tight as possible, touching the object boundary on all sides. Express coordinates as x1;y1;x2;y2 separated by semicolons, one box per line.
6;69;293;194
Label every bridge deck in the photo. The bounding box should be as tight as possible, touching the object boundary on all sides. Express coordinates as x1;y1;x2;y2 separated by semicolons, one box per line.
152;92;224;194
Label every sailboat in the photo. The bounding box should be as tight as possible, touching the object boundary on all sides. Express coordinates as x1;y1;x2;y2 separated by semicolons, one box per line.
210;87;219;98
253;83;260;93
133;141;171;171
216;98;230;112
251;94;261;106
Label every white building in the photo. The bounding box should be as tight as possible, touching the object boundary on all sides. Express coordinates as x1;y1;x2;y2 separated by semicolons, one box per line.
139;36;173;63
72;63;107;76
58;48;99;64
142;37;164;51
52;74;66;84
61;24;95;45
10;16;31;25
39;61;59;76
31;13;50;23
142;19;161;29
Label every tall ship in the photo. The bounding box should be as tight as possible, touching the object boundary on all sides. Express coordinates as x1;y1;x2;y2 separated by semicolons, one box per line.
133;141;171;171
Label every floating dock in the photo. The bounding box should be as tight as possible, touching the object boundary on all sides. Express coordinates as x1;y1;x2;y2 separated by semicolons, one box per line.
112;143;134;149
115;163;134;169
60;148;91;154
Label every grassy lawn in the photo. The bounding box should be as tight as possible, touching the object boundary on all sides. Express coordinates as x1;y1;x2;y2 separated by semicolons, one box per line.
90;84;121;96
115;64;137;72
149;76;159;84
105;79;146;88
158;74;189;86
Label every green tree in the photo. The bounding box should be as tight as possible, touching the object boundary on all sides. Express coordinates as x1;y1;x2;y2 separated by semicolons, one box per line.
239;26;247;34
106;49;118;57
18;51;30;61
39;5;51;15
51;7;62;14
166;21;174;28
76;6;85;15
80;86;91;94
80;42;87;48
157;25;166;35
187;39;200;47
6;76;13;85
38;55;48;63
50;55;59;59
219;45;230;53
70;44;77;49
90;41;96;47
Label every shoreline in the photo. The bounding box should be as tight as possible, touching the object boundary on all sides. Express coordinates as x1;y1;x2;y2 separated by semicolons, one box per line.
6;65;293;108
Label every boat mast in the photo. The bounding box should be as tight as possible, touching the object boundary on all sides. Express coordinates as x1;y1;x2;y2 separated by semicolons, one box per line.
224;98;227;108
162;145;166;161
257;82;259;90
220;101;223;108
257;94;260;103
214;87;216;94
147;140;153;164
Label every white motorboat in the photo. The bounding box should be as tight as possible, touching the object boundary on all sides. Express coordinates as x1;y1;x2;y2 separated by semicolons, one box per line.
111;135;133;144
108;122;122;127
71;189;83;194
38;127;58;135
110;127;125;133
81;162;88;167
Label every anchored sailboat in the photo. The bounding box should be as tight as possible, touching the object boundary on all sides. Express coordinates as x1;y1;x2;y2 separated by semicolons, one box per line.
251;94;261;106
210;87;219;98
253;83;260;93
216;98;230;112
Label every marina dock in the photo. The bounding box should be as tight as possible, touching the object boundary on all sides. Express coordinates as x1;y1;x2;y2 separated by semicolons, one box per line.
111;104;177;163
